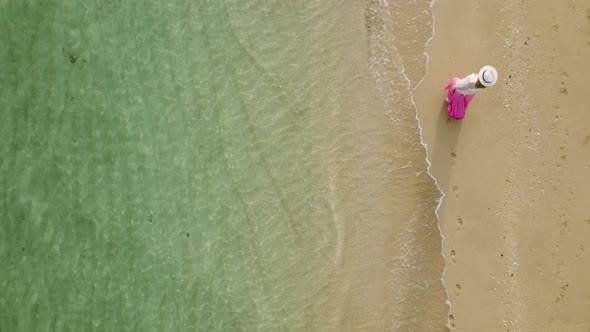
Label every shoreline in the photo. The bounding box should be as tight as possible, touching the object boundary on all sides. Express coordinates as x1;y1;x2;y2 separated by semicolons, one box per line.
409;0;453;329
415;0;590;330
307;1;450;329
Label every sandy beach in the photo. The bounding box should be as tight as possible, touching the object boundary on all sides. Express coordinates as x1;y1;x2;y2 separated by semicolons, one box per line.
415;0;590;330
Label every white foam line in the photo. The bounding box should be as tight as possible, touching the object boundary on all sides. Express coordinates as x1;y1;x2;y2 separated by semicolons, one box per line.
401;1;453;330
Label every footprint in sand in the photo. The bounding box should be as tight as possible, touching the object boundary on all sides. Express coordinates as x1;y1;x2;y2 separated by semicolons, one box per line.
576;244;585;258
556;130;569;168
448;315;455;328
450;249;456;263
560;87;568;96
560;72;569;96
452;186;459;199
554;283;569;303
553;104;561;121
454;283;462;296
583;134;590;147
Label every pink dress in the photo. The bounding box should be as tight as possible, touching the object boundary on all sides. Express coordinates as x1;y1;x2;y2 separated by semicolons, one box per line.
445;74;478;120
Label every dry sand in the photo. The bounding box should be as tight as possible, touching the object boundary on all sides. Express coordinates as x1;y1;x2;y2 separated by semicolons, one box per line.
415;0;590;330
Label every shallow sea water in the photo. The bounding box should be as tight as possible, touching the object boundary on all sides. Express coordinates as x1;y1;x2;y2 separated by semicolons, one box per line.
1;1;447;330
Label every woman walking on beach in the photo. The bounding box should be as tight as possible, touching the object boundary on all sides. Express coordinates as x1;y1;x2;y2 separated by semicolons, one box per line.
445;65;498;120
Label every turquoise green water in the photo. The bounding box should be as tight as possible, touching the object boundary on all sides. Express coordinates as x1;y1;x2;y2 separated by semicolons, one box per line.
1;1;448;331
1;2;323;330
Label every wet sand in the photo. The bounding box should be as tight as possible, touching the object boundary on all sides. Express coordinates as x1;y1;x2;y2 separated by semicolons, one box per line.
415;0;590;330
307;2;449;330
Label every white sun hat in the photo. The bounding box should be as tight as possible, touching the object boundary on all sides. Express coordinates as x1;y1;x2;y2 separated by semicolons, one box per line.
479;65;498;87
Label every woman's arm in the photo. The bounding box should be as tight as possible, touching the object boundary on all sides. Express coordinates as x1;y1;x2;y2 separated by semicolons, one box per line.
452;73;477;90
